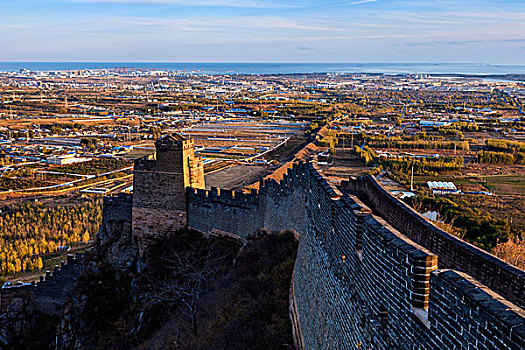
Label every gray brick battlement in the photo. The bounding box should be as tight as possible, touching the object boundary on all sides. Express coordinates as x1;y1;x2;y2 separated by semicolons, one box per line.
1;253;85;315
103;192;133;206
134;154;157;171
96;136;525;349
11;135;525;348
430;269;525;349
342;175;525;310
186;160;524;349
187;187;259;207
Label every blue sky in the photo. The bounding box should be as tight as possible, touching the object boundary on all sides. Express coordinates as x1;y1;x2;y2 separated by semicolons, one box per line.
1;0;524;63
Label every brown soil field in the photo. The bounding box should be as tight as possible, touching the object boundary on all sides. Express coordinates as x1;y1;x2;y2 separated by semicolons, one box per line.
464;131;514;143
0;116;117;129
205;164;268;191
465;164;525;176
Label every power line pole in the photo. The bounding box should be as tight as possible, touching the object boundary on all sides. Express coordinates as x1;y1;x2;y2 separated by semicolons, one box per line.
410;156;415;192
411;162;414;191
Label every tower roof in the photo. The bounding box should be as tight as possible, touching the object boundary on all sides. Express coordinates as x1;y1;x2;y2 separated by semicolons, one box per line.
154;133;188;149
163;133;187;142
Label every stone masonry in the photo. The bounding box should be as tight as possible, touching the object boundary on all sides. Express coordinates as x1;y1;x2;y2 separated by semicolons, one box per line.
98;134;524;349
0;253;85;316
186;161;525;349
132;134;204;252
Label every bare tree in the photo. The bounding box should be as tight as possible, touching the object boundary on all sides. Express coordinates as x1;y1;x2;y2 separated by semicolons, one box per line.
144;239;234;334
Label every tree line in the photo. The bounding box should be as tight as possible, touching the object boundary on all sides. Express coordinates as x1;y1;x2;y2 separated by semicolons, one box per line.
367;139;469;151
477;150;525;165
334;132;470;151
0;199;101;276
52;158;131;175
478;140;525;165
354;145;464;174
486;139;525;153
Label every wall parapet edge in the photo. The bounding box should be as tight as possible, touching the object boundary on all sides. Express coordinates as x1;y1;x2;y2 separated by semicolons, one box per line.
183;160;525;349
0;253;85;315
342;175;525;309
431;269;525;349
187;187;259;208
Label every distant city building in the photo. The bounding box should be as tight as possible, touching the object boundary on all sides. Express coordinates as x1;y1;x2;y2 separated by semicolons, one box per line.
317;151;332;165
46;154;91;165
427;181;460;195
419;120;451;127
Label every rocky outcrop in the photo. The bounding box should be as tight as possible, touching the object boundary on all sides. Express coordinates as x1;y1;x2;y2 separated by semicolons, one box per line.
0;297;33;347
0;254;84;349
96;193;138;272
56;194;139;349
56;261;124;350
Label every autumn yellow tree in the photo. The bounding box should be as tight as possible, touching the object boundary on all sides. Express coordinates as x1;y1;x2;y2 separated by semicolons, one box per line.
0;199;102;276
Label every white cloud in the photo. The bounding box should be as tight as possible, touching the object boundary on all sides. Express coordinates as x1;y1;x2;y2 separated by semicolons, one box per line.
348;0;378;5
64;0;297;8
52;15;346;34
2;0;524;63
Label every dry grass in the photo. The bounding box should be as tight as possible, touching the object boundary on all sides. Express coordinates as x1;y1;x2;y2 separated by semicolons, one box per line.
492;237;525;270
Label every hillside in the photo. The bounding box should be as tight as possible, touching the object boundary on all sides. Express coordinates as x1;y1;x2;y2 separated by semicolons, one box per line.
54;228;298;349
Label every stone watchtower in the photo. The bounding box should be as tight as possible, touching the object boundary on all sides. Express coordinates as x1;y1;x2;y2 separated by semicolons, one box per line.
132;134;205;251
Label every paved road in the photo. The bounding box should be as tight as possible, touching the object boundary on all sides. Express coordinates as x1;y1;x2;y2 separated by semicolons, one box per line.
0;166;133;193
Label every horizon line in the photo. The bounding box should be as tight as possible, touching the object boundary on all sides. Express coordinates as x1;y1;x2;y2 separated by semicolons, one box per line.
1;61;524;66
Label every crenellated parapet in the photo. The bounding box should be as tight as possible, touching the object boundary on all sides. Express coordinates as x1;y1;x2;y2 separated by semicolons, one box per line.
188;187;260;207
95;146;525;349
134;154;157;171
99;192;133;243
186;160;525;349
187;186;263;237
0;253;85;316
342;175;525;310
102;192;133;221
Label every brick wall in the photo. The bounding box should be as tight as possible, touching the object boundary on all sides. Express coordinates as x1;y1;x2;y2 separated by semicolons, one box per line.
185;161;525;349
289;271;305;350
430;270;525;350
187;187;262;237
132;135;204;251
33;254;85;315
0;253;85;316
342;175;525;310
133;171;186;212
99;193;133;241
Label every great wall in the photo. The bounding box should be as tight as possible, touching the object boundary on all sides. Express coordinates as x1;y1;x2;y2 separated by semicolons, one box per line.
139;135;525;349
0;253;85;317
1;134;524;349
186;161;525;349
0;253;85;347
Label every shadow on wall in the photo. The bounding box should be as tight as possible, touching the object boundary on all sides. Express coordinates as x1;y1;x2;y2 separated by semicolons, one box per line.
187;161;525;349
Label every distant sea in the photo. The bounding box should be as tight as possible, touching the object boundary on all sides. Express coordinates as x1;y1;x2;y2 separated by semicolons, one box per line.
1;62;525;75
